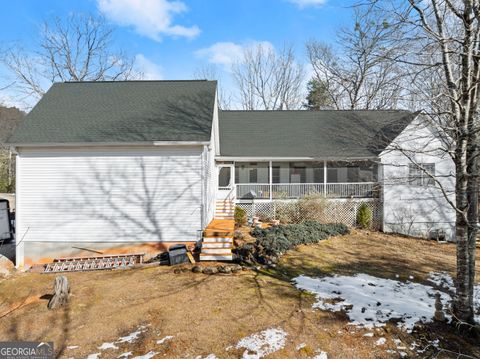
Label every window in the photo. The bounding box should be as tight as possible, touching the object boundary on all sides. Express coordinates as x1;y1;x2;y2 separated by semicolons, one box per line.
218;167;231;188
408;163;435;186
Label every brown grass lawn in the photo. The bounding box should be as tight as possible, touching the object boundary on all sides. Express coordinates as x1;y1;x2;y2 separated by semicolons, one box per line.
0;230;479;359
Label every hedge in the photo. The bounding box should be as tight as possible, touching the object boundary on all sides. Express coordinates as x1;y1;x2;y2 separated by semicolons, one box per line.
234;221;349;264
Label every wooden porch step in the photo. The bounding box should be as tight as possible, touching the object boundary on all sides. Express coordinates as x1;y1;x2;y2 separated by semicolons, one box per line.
203;237;232;243
204;230;234;237
200;218;234;261
201;248;232;254
200;253;233;261
202;242;232;249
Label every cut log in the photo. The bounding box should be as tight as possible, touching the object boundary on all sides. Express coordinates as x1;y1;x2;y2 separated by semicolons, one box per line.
47;276;70;310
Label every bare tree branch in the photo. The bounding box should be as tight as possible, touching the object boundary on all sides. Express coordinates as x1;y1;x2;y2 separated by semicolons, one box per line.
1;13;141;108
232;44;304;110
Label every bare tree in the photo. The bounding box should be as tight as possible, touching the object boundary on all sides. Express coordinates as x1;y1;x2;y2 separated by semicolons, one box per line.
366;0;480;327
232;44;304;110
192;64;232;110
2;13;140;106
307;7;406;110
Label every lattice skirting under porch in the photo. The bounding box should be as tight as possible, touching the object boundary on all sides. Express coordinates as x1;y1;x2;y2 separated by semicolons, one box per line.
236;199;382;229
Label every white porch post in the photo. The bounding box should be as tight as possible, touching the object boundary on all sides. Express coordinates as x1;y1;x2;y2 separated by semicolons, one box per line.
323;160;327;197
232;161;236;201
269;160;273;201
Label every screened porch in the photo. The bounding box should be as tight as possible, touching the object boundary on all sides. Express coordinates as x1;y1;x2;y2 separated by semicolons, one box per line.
232;160;380;200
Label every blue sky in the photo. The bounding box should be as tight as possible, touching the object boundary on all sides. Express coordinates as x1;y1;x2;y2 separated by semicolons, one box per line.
0;0;357;109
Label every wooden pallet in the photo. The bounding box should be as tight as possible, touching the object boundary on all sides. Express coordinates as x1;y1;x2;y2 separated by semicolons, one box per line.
43;253;145;273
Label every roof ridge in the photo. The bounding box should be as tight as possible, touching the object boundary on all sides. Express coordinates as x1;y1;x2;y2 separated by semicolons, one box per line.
61;79;216;84
219;109;411;113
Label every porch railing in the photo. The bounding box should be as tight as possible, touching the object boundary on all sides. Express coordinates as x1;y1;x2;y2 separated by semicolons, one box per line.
235;182;379;200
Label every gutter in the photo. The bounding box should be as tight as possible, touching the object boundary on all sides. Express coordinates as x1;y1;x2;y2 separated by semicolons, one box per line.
9;141;210;148
215;156;380;161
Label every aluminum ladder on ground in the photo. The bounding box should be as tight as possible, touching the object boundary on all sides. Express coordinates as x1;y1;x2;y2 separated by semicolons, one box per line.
43;253;145;273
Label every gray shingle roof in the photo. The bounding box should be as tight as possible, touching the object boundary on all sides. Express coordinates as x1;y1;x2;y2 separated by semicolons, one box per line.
219;110;418;158
9;80;217;144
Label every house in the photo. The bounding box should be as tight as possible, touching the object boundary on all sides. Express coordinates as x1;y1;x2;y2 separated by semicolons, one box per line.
8;80;456;268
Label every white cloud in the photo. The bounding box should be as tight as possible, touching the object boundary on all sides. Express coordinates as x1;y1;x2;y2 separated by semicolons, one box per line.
135;54;163;79
286;0;327;8
97;0;200;41
195;41;274;69
195;42;243;67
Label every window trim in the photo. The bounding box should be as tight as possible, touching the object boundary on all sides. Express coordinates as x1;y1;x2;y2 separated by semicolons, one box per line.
408;163;435;187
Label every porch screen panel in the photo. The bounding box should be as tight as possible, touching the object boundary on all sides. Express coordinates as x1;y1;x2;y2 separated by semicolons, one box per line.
271;162;324;183
235;162;269;183
327;161;377;182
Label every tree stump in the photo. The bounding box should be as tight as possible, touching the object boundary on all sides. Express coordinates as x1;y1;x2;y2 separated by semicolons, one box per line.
47;276;70;310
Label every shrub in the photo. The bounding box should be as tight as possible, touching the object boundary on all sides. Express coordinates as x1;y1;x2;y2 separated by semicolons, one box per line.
298;193;327;222
356;203;373;229
234;221;349;264
234;206;247;227
275;202;299;224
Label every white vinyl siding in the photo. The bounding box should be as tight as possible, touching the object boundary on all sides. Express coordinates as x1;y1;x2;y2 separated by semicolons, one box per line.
16;146;204;251
380;117;456;240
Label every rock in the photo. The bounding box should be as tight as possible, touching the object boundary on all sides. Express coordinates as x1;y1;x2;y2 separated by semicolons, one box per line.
180;267;190;273
218;266;232;274
192;266;202;273
234;230;244;240
173;268;182;274
202;266;218;275
230;264;242;273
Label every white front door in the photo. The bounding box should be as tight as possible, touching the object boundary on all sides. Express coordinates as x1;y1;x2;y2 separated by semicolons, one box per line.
216;164;235;201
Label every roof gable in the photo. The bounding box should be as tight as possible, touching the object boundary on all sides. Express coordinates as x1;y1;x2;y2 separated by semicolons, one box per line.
219;110;418;159
9;80;217;145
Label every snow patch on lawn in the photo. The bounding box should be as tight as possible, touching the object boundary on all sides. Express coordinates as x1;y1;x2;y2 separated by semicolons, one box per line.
294;273;451;332
313;352;328;359
156;335;174;345
98;342;119;350
66;346;79;350
87;354;101;359
375;338;386;346
117;352;133;358
295;343;306;350
117;326;148;344
235;327;287;359
131;351;159;359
